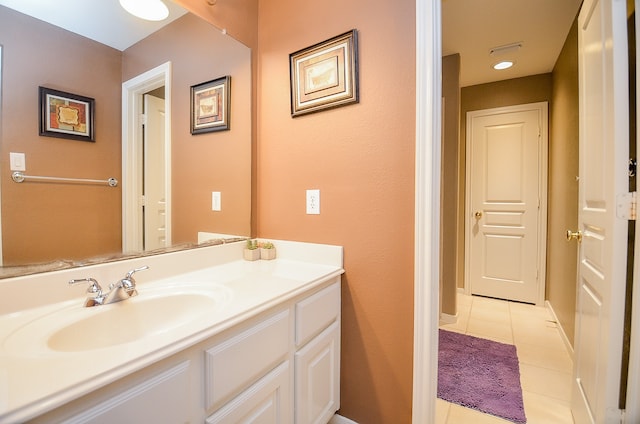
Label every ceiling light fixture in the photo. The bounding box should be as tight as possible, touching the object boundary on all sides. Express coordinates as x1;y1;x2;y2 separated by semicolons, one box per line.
489;42;522;57
119;0;169;21
493;60;515;70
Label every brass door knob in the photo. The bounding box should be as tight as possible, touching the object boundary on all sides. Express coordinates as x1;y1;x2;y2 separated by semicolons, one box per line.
474;211;483;219
566;230;582;242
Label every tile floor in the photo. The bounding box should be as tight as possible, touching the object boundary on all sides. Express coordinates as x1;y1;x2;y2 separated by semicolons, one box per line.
436;293;575;424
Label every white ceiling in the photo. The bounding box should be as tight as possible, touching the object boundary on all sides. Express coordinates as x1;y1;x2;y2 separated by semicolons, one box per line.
442;0;583;87
0;0;188;51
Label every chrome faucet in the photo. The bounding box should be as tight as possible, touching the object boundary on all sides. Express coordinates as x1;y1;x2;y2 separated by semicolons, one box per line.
106;266;149;304
69;266;149;307
68;277;108;307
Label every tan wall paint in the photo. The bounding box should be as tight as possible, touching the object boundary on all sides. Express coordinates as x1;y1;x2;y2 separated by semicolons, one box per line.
256;0;415;421
0;6;122;265
459;74;553;290
177;0;259;237
123;13;252;242
174;0;258;50
548;19;579;345
441;54;460;317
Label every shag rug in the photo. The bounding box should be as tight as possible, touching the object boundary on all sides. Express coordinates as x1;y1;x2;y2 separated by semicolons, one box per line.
438;329;527;423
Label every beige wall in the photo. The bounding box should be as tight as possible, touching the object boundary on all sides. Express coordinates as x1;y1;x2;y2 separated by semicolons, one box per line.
441;54;461;316
123;13;252;242
255;0;416;421
458;74;553;290
174;0;258;50
0;6;123;265
548;19;579;345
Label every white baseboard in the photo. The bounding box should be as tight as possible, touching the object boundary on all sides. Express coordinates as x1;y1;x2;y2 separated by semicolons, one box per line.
545;300;574;359
439;311;458;325
329;414;359;424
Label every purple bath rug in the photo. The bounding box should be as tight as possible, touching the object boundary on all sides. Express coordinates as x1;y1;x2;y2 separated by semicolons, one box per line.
438;329;527;423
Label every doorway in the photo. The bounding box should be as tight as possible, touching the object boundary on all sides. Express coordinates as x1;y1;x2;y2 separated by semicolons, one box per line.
143;91;167;251
465;103;548;305
122;62;172;253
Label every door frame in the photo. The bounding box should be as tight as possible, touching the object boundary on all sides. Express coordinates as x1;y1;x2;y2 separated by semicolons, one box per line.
121;61;172;253
0;45;4;267
412;0;441;422
463;103;548;306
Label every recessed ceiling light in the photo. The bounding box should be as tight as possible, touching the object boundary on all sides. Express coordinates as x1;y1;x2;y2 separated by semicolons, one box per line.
493;60;514;70
119;0;169;21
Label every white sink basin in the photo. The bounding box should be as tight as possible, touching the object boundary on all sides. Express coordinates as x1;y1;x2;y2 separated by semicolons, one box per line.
3;284;232;355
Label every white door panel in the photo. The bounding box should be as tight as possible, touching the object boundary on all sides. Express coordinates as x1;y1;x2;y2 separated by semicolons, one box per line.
572;0;629;421
144;94;167;251
466;104;547;304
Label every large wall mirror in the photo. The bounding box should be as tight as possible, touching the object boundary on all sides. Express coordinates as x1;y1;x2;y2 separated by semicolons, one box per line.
0;0;252;278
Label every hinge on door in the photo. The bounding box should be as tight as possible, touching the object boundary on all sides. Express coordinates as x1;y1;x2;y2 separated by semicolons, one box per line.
140;113;148;125
616;192;637;220
139;195;146;207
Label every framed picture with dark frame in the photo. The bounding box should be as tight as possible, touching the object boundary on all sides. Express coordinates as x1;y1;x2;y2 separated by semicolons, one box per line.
190;75;231;134
289;29;359;117
39;86;95;142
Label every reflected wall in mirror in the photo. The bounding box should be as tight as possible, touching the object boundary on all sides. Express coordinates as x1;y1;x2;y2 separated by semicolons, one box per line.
0;2;251;276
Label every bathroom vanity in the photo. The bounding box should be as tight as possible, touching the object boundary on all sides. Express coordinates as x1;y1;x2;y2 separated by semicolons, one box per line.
0;240;343;423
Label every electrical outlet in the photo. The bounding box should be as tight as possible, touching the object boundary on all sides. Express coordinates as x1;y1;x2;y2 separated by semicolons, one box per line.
212;191;221;211
306;189;320;214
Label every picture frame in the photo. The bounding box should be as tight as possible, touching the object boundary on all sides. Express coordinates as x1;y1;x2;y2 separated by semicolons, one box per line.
289;29;359;117
39;86;95;142
190;75;231;134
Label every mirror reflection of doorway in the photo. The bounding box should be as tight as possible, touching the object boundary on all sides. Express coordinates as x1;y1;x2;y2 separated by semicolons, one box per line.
122;62;172;254
143;90;167;251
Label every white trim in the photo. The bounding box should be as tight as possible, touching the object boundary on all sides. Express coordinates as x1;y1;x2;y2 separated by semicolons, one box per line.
439;312;458;326
545;300;575;359
463;102;549;306
122;62;172;253
328;414;359;424
0;45;3;267
413;0;441;423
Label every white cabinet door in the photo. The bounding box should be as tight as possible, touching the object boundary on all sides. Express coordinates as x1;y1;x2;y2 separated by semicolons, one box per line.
61;361;191;424
206;361;291;424
295;321;340;424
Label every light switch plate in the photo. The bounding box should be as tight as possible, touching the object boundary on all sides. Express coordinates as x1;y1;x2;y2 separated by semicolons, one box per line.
10;152;26;171
212;191;221;211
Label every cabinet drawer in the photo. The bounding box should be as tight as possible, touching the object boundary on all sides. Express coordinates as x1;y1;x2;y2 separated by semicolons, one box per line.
205;309;290;412
206;361;291;424
295;280;340;348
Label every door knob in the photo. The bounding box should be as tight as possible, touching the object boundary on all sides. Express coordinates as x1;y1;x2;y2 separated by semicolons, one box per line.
474;211;483;219
566;230;582;242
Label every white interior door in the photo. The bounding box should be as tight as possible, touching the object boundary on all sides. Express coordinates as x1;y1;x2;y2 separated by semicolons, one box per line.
572;0;629;422
122;62;171;254
465;103;547;305
143;93;167;251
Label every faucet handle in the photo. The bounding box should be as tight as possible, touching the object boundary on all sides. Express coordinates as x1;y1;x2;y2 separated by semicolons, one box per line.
111;265;149;294
125;265;149;280
69;277;103;294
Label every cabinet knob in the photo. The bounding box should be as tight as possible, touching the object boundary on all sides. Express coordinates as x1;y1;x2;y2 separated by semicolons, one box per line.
474;211;483;219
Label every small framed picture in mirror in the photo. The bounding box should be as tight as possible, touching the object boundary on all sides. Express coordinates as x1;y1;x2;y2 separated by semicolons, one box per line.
39;86;95;142
190;75;231;134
